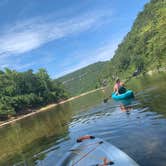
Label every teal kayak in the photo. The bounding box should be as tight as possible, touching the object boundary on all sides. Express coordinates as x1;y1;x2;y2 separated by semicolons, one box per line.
112;90;134;100
58;136;139;166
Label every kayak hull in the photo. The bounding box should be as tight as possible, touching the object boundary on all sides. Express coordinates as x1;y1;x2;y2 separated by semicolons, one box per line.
58;137;139;166
112;90;134;100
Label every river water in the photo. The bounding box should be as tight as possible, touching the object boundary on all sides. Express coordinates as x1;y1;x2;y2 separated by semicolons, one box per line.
0;73;166;166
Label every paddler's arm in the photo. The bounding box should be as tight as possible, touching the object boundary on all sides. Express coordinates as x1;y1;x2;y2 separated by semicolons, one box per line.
113;85;119;95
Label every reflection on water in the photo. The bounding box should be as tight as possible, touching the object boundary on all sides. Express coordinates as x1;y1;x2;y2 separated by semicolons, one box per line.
0;102;72;165
0;73;166;166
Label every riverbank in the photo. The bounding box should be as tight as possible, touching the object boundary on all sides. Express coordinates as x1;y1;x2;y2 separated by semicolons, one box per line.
0;87;104;128
146;67;166;76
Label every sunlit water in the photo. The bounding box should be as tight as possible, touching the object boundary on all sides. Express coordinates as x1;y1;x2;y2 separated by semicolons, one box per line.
0;73;166;166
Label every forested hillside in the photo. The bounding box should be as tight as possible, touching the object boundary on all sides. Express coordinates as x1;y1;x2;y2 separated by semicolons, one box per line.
0;68;68;117
57;0;166;96
57;62;110;96
109;0;166;79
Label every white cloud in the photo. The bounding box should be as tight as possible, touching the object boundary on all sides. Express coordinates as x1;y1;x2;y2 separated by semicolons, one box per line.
14;62;36;70
0;10;112;57
0;64;9;69
88;40;120;61
0;32;41;55
54;39;122;78
0;61;36;70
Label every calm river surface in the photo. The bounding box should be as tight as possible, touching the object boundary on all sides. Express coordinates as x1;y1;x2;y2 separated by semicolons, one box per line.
0;73;166;166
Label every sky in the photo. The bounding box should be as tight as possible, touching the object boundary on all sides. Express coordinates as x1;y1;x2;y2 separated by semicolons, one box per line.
0;0;150;78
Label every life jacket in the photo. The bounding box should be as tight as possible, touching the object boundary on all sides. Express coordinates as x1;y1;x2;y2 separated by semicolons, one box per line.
118;86;126;94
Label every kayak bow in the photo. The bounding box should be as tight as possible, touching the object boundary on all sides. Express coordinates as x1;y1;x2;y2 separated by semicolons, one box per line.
58;135;139;166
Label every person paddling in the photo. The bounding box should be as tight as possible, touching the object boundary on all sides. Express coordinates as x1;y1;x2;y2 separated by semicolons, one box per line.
113;78;126;95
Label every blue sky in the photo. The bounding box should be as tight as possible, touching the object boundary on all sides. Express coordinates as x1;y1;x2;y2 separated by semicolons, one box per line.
0;0;149;78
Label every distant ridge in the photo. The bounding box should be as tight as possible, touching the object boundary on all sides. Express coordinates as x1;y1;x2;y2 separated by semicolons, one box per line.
57;61;110;96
